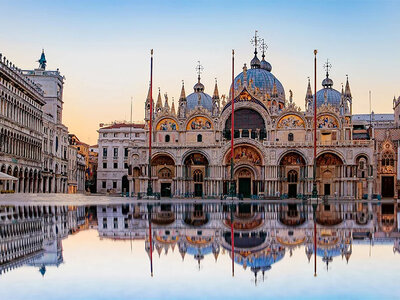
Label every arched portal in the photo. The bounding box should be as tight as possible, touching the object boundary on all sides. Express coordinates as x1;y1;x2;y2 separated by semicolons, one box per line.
235;167;255;198
224;108;266;140
184;152;209;197
151;154;175;197
279;152;306;198
317;152;343;196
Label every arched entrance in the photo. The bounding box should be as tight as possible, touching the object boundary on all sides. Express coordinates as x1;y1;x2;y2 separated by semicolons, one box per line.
224;145;263;198
235;167;254;198
184;152;209;197
122;175;129;194
151;154;175;197
279;152;306;198
317;152;343;196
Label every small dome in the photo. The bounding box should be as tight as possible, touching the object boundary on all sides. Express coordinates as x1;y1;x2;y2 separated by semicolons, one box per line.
250;54;261;69
186;92;212;111
193;81;205;93
322;77;334;88
260;59;272;72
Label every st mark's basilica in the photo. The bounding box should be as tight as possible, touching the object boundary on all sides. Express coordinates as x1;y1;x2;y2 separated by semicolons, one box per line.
127;33;397;200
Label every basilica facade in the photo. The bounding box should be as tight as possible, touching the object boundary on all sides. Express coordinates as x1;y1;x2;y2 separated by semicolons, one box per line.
128;42;383;200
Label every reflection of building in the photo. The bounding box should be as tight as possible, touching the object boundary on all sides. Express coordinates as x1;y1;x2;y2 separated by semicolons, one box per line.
0;205;85;276
95;201;398;279
128;34;381;200
96;123;145;194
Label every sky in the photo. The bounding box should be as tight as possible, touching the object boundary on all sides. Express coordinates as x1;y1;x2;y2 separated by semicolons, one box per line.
0;0;399;144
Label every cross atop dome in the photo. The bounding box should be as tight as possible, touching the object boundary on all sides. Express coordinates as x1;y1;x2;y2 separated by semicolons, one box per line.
195;61;204;82
323;59;332;77
322;59;333;88
259;38;268;55
250;30;259;54
250;30;261;69
194;61;205;92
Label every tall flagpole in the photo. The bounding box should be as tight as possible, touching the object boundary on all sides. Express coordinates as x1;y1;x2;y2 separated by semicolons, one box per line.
312;50;318;198
147;49;154;196
313;49;318;277
230;50;235;197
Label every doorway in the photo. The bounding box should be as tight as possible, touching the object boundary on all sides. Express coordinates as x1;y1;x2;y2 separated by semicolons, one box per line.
239;178;251;198
382;176;394;198
161;182;171;197
122;175;129;194
288;184;297;198
324;183;331;196
194;183;203;197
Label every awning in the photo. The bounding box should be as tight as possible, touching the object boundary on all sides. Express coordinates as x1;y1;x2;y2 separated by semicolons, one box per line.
0;172;18;181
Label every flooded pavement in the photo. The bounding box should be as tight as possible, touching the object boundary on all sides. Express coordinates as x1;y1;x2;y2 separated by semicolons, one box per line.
0;200;399;299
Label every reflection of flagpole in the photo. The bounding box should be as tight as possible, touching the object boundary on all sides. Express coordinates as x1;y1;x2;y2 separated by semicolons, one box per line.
230;203;235;276
148;204;153;276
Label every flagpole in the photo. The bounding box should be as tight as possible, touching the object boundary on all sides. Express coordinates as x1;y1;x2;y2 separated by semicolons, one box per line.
147;50;153;196
312;50;318;198
230;49;235;198
313;49;318;277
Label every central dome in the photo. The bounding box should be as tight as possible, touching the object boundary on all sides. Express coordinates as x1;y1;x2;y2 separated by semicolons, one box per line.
233;68;285;103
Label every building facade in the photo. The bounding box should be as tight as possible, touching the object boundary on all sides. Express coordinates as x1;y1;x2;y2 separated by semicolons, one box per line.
0;53;45;193
128;37;386;200
97;123;145;194
23;51;69;193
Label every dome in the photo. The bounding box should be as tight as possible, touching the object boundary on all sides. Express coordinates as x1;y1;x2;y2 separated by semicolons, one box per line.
260;59;272;72
233;68;285;103
186;92;212;111
250;54;261;69
316;88;342;107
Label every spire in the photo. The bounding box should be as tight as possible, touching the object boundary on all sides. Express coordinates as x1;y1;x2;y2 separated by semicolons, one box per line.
38;49;47;70
171;97;176;116
306;77;313;99
164;93;169;110
213;78;220;99
156;88;163;110
180;81;186;100
345;75;352;97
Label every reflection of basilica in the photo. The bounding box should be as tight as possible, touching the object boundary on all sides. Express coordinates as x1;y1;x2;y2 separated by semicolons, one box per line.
126;32;386;200
96;201;400;278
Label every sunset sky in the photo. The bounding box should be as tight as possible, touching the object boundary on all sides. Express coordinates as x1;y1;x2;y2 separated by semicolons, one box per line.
1;0;399;144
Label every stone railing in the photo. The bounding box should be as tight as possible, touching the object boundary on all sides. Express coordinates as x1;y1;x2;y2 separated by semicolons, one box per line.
0;53;44;98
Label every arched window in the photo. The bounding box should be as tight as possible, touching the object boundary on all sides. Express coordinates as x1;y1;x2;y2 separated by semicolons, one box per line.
197;134;202;142
382;151;394;166
193;169;203;182
158;167;172;179
165;135;170;143
288;133;294;141
287;170;298;182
